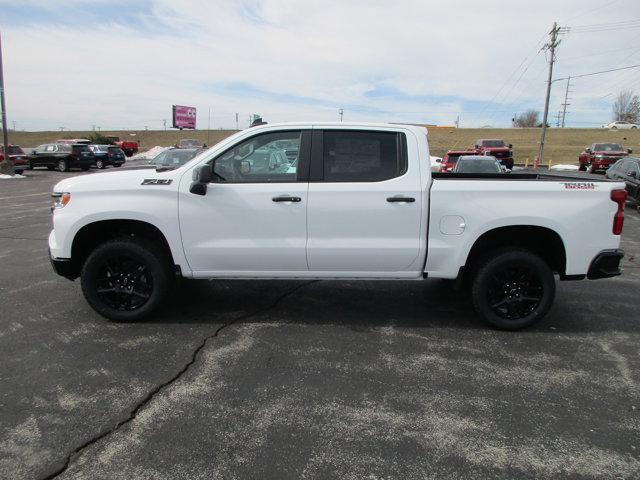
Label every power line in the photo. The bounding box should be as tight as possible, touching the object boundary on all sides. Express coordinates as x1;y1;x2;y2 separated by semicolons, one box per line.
563;0;620;22
554;63;640;82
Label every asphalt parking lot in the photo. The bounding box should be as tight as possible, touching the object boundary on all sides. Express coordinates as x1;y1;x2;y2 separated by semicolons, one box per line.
1;166;639;480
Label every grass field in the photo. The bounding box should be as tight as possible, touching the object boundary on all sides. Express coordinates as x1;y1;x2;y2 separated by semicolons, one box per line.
8;127;640;166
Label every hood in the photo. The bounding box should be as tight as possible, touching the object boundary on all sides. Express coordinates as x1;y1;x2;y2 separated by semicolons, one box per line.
53;167;180;193
593;150;627;156
482;146;511;151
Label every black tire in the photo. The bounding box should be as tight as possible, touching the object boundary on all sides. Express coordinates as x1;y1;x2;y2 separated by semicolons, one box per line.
81;166;90;171
57;159;68;172
113;164;122;168
611;126;617;130
28;161;34;170
80;238;172;322
578;164;587;171
471;248;555;330
96;159;105;169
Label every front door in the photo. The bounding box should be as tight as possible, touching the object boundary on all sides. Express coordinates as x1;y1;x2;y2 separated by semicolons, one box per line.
306;129;424;275
179;129;311;276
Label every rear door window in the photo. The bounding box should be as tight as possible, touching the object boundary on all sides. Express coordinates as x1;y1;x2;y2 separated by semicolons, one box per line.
322;130;407;182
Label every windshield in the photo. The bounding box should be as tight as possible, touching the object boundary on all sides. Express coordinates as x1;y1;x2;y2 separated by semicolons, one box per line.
89;145;109;152
179;140;201;148
152;149;200;166
480;140;505;148
593;143;623;151
456;159;501;173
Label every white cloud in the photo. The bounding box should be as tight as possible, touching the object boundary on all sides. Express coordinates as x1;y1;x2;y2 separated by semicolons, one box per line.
1;0;639;130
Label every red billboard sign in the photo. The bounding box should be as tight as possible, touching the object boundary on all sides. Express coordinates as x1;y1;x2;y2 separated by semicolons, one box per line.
172;105;197;129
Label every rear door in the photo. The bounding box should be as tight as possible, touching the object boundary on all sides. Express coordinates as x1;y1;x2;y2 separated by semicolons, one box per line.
623;160;640;198
306;128;423;275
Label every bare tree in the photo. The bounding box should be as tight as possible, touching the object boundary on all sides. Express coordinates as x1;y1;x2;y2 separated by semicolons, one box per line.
513;110;540;128
612;90;639;123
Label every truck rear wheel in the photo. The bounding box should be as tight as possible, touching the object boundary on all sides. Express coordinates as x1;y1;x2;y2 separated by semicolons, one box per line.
471;248;555;330
80;238;172;322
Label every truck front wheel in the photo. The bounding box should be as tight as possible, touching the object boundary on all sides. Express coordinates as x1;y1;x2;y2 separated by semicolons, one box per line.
471;248;555;330
80;238;172;321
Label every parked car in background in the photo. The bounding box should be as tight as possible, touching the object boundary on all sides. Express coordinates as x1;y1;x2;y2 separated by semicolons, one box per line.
149;148;201;168
175;139;204;149
56;138;91;145
453;155;504;174
0;145;29;174
606;157;640;204
87;145;126;169
105;136;139;157
579;142;631;172
441;150;476;172
28;143;94;172
472;139;514;169
602;121;639;130
430;156;443;172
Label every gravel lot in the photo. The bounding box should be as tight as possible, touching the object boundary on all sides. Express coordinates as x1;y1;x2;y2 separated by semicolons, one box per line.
1;165;639;480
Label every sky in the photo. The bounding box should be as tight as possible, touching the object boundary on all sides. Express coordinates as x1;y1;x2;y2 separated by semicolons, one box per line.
1;0;639;131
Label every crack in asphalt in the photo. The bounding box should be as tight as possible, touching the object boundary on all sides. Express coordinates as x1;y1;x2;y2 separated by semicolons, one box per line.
38;280;318;480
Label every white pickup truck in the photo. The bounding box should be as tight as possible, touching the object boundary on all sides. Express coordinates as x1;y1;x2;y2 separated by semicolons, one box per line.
49;123;628;330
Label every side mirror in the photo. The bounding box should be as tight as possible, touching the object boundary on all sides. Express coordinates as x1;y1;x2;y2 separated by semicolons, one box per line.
628;149;633;154
32;150;37;155
629;171;637;178
585;148;591;153
189;165;212;195
508;143;513;149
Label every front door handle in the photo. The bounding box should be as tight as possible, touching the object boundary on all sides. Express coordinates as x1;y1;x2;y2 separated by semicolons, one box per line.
386;196;415;203
272;195;301;202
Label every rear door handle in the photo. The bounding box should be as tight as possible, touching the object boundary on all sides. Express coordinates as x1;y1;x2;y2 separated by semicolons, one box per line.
386;196;415;203
272;195;301;202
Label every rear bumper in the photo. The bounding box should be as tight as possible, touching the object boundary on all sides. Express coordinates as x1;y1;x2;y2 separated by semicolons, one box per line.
587;249;624;279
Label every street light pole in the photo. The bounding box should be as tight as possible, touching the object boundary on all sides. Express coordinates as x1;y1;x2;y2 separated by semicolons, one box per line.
0;32;13;175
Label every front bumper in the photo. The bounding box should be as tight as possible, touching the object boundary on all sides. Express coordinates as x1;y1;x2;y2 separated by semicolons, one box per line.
49;248;77;280
587;249;624;279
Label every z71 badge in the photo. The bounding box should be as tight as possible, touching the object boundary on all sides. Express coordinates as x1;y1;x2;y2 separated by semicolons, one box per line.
562;182;596;190
141;179;173;185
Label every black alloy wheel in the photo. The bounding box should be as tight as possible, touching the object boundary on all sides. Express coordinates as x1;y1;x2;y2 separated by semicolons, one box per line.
472;248;555;330
94;255;153;311
81;238;172;321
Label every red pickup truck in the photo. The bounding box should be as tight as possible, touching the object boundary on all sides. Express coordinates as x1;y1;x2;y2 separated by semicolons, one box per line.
578;142;632;173
473;139;514;169
106;136;139;157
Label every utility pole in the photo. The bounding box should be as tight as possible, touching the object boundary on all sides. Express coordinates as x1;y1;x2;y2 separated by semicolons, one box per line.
561;75;571;128
12;120;15;131
339;108;344;122
235;113;239;130
163;119;167;131
59;126;64;132
207;107;211;146
455;114;460;128
554;111;562;128
537;22;561;166
0;33;12;175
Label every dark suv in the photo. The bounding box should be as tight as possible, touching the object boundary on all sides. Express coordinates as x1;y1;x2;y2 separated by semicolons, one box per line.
88;145;126;169
29;143;94;172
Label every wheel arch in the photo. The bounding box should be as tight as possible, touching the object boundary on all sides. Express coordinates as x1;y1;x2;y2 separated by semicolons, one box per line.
463;225;567;278
68;219;176;279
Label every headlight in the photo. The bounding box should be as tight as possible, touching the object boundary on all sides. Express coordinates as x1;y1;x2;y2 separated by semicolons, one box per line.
52;192;71;210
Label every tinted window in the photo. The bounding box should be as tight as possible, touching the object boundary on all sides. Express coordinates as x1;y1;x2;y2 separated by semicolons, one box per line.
212;131;301;183
480;140;505;148
323;131;406;182
455;159;502;173
0;146;24;155
71;145;88;154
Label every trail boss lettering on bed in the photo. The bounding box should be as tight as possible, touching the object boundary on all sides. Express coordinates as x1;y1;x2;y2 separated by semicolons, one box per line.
562;182;597;190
